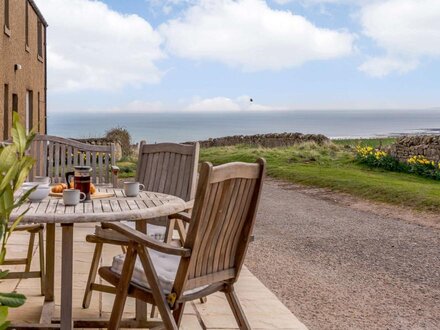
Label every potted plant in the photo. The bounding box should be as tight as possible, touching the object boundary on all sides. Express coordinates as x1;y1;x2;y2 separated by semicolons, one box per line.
0;113;37;328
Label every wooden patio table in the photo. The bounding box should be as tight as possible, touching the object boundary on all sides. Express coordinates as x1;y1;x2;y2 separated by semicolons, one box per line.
10;188;187;330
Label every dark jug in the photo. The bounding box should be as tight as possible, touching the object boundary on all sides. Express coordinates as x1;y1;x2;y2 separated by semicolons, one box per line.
65;166;92;201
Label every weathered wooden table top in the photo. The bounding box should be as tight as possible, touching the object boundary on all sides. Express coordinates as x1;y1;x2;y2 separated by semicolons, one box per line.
11;188;186;224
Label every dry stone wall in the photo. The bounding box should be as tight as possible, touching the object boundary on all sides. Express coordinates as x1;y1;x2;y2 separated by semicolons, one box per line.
193;133;330;148
389;135;440;162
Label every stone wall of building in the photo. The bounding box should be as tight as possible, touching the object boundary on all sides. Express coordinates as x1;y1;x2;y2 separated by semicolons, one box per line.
192;133;330;148
0;0;47;139
389;135;440;162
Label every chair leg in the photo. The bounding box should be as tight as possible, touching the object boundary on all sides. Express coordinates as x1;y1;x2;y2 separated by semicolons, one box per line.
25;232;36;273
150;305;158;319
224;286;251;330
137;246;178;329
82;242;103;309
108;244;137;330
164;218;176;244
173;302;186;327
38;229;45;296
176;220;187;246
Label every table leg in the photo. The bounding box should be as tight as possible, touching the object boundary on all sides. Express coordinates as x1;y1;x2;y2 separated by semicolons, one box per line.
135;220;148;323
61;223;74;330
39;223;56;325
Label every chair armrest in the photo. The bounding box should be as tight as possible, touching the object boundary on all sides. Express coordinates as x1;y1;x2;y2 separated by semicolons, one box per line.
102;222;191;257
184;200;194;211
168;211;191;223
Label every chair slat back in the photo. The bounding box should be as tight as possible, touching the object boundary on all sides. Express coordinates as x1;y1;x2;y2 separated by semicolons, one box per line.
135;142;200;202
173;159;265;295
29;135;116;186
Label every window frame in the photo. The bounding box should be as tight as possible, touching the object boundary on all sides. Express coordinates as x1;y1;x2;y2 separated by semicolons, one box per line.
25;0;30;50
37;20;43;61
4;0;11;36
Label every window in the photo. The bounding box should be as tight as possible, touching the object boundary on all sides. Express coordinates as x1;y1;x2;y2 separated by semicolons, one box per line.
4;0;10;35
38;92;41;132
25;1;29;48
12;94;18;113
26;90;33;133
37;21;43;58
3;85;9;140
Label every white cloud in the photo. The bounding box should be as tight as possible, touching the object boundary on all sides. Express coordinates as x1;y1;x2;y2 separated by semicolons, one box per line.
159;0;355;71
358;57;419;78
359;0;440;76
35;0;164;91
185;95;281;112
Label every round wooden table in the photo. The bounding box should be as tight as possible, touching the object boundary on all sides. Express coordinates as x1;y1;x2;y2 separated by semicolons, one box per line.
11;188;186;330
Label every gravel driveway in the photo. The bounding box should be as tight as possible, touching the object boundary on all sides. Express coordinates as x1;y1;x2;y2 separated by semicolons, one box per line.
245;179;440;330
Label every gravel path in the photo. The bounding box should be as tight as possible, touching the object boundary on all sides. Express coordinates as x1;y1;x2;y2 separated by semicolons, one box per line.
245;179;440;330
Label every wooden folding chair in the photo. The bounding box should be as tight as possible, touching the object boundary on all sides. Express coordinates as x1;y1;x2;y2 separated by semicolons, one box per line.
99;158;266;329
82;142;200;309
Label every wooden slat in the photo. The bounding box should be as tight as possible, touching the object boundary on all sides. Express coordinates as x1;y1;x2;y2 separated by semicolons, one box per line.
66;146;72;179
104;152;110;184
79;149;84;166
193;182;220;278
73;148;79;167
198;181;225;277
169;154;181;197
153;152;165;191
217;179;242;271
146;153;158;191
85;151;91;167
181;155;192;201
158;152;170;193
163;152;175;195
53;143;60;182
98;153;103;185
42;140;48;177
207;179;235;274
175;155;187;199
91;151;97;184
48;142;54;179
225;179;254;269
60;144;66;181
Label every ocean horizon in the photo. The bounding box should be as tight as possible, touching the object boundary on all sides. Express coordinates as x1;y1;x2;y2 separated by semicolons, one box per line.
48;109;440;143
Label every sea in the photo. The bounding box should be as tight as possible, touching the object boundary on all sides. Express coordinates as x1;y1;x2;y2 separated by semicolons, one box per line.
48;109;440;143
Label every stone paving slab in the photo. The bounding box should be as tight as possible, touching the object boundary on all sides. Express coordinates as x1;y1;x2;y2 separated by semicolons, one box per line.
2;226;307;329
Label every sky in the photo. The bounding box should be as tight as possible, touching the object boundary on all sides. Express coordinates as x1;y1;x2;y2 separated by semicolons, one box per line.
33;0;440;114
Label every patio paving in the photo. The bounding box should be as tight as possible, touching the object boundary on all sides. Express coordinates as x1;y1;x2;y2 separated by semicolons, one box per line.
2;224;307;329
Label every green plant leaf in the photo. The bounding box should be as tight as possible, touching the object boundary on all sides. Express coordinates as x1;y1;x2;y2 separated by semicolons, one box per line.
0;270;9;279
11;113;27;156
0;146;17;174
0;306;8;329
13;157;36;191
0;292;26;308
0;166;18;193
0;249;6;265
8;210;29;236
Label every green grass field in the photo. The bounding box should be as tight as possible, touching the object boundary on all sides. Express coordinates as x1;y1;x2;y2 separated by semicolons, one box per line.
117;137;440;212
200;140;440;212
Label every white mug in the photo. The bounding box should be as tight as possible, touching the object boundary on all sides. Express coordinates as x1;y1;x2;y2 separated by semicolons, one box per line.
124;182;145;197
63;189;86;206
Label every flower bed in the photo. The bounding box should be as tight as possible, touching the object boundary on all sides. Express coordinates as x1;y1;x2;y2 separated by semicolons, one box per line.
356;146;440;180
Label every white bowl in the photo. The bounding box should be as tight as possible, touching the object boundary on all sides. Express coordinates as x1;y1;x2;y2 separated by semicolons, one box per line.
24;186;50;202
22;182;50;189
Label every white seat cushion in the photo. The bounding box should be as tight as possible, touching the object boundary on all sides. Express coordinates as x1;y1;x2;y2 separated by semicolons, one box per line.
110;250;207;295
95;222;166;242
